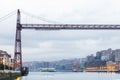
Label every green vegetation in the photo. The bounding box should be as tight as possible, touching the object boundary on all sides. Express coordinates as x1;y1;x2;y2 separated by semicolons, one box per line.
0;72;20;80
0;64;12;70
0;64;4;70
0;76;20;80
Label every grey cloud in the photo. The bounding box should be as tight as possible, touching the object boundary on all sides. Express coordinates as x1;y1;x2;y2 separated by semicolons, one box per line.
1;0;120;61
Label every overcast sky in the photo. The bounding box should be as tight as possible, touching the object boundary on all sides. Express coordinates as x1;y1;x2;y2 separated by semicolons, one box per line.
0;0;120;61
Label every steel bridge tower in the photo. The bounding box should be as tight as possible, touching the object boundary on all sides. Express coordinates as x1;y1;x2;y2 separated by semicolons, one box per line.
14;9;22;71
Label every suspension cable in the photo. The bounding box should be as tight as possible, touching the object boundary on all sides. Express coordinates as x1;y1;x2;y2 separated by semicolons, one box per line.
21;10;61;24
0;10;16;22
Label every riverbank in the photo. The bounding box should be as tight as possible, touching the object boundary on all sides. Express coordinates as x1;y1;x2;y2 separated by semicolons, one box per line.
0;71;21;80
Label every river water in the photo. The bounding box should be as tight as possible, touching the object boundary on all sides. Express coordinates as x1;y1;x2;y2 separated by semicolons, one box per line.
16;72;120;80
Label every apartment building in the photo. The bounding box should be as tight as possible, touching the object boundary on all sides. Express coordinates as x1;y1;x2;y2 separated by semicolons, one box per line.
0;50;11;67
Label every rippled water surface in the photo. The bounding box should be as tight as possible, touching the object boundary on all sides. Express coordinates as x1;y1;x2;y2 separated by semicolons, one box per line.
18;72;120;80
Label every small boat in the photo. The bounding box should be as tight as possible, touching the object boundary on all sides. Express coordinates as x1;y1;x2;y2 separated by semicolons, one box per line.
21;67;29;76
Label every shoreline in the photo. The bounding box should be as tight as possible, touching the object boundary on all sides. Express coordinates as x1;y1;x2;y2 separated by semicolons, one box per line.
0;72;21;80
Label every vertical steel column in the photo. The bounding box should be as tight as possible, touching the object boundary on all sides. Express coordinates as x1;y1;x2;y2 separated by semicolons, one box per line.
14;9;22;71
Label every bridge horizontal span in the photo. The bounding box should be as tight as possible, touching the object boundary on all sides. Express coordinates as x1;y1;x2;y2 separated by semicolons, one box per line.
21;24;120;30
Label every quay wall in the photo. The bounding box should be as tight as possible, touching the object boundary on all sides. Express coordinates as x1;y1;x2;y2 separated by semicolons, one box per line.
0;70;21;80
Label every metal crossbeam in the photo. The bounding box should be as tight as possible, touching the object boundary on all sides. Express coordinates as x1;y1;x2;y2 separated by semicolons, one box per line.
21;24;120;30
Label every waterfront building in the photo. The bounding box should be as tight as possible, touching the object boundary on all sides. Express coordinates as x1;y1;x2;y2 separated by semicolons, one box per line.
114;49;120;62
86;54;95;62
99;48;113;61
96;51;102;60
0;50;11;67
10;59;15;69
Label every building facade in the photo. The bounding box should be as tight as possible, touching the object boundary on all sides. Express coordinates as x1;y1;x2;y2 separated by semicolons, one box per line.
0;50;12;68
